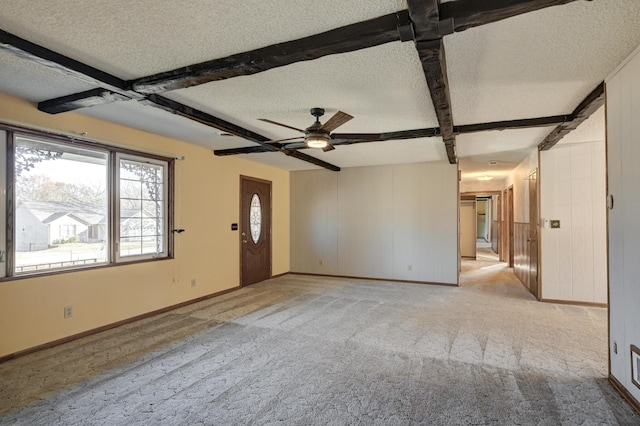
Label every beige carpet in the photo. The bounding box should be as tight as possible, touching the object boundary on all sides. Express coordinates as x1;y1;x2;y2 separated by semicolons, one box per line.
0;259;637;425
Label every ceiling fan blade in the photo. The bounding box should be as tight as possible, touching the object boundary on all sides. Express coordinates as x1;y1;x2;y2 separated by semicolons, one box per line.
322;142;335;152
265;136;304;144
320;111;353;132
259;118;305;133
282;142;306;149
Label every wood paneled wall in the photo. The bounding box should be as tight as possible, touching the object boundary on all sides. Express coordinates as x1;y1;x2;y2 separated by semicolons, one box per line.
513;222;530;289
290;162;459;285
607;43;640;407
539;140;607;304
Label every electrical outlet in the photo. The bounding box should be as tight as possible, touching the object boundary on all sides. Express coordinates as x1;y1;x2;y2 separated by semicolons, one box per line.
319;259;324;266
191;279;196;288
64;306;73;319
408;264;412;271
613;341;618;354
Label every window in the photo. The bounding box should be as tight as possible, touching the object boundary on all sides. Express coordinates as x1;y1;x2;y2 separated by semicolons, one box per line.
116;155;168;260
1;129;173;277
14;137;109;273
250;193;262;243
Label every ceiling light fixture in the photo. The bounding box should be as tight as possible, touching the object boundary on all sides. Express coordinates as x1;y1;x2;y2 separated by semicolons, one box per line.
305;132;330;149
477;175;494;181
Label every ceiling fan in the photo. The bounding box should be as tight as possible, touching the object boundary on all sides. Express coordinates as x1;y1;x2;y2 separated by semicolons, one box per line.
260;108;353;152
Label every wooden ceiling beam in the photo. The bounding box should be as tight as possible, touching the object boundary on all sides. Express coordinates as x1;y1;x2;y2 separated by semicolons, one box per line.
144;95;341;171
145;94;270;143
408;0;457;164
538;82;604;150
214;146;274;156
0;29;128;91
37;88;132;114
439;0;586;34
0;28;342;171
214;112;576;157
131;11;412;94
0;28;143;113
285;150;341;172
455;115;569;134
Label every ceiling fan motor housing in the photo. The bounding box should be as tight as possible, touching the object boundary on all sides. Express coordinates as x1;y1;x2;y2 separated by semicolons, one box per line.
310;107;325;118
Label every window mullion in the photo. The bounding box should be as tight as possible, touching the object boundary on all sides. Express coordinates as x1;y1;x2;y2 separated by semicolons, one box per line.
110;150;118;264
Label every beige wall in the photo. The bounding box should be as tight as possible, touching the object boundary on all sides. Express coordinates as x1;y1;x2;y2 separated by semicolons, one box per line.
460;178;505;194
0;93;290;357
290;162;459;285
505;151;538;223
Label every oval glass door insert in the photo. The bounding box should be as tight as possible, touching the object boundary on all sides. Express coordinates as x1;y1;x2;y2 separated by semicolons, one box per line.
250;193;262;243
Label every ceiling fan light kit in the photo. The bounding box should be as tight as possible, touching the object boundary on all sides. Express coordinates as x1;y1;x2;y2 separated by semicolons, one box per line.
305;132;330;149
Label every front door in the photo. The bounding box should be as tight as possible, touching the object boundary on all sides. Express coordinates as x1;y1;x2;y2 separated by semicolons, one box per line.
240;176;272;286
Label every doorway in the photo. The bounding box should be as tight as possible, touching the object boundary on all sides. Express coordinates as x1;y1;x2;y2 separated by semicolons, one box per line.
502;186;514;268
460;192;501;262
240;176;272;286
528;170;539;299
460;197;477;258
475;195;498;261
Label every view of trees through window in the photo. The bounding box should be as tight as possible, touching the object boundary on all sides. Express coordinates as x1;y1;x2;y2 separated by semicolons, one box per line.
14;138;109;272
7;134;171;276
119;158;165;257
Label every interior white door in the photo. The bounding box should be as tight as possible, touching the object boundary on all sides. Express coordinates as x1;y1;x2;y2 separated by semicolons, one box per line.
460;200;476;258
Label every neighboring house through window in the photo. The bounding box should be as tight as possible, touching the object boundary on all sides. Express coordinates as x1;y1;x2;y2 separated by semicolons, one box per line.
1;129;173;277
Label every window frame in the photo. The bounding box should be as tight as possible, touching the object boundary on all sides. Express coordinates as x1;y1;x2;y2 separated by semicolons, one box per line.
1;124;175;280
0;130;6;279
115;153;170;263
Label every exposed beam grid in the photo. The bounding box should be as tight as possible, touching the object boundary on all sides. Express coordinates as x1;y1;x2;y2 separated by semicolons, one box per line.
30;1;585;114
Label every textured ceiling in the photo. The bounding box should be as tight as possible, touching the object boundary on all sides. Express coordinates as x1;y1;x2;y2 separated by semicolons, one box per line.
457;127;555;180
0;0;639;177
446;0;640;124
0;0;406;79
0;49;95;101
